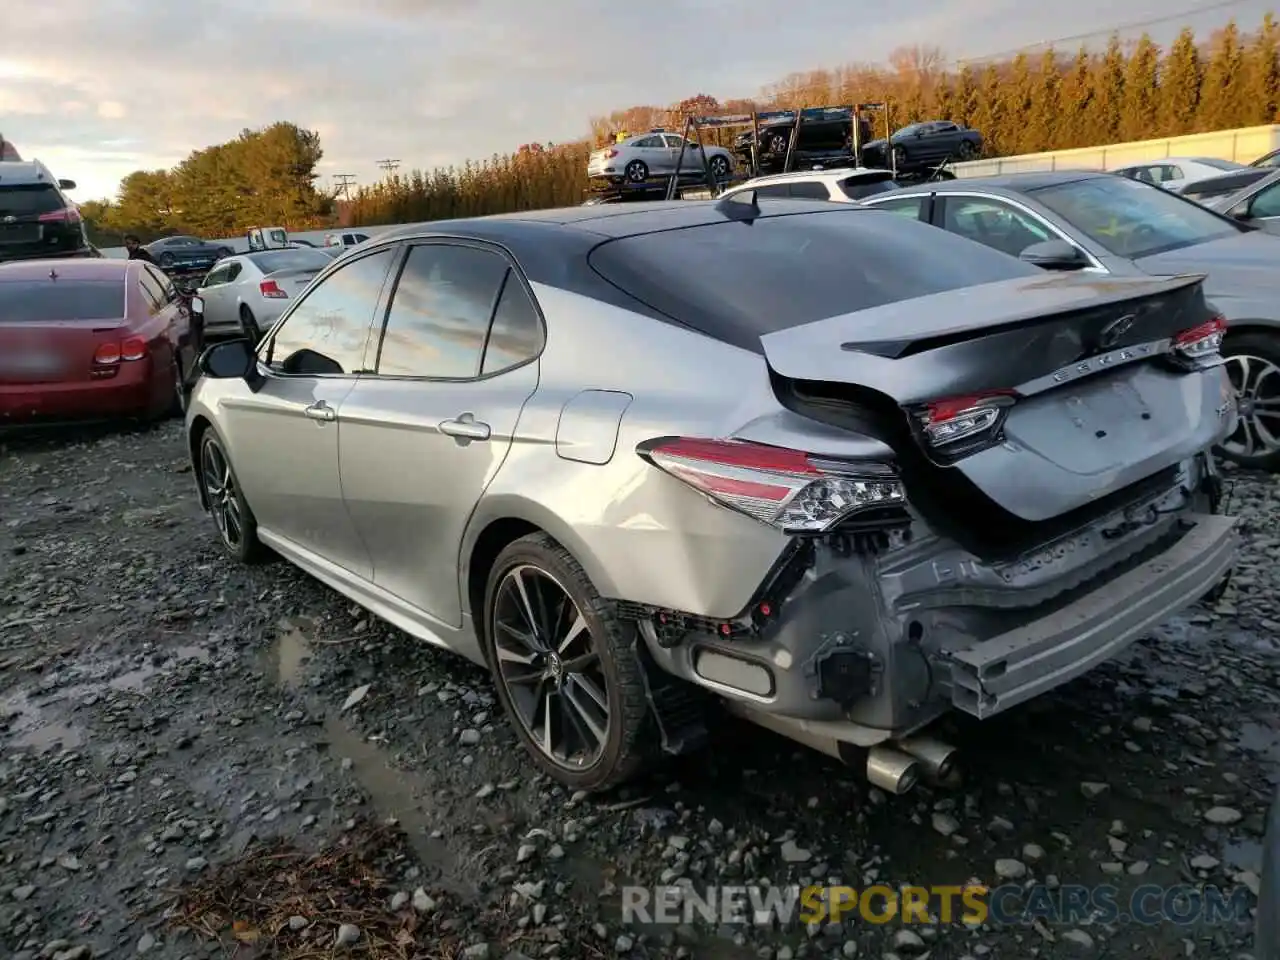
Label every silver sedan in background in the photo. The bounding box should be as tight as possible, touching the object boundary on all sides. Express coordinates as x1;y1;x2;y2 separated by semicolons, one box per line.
194;247;335;342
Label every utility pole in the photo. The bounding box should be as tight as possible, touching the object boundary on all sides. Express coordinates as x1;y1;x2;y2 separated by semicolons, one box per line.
333;174;357;200
376;159;400;175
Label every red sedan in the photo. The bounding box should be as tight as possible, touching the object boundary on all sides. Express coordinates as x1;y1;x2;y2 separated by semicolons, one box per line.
0;257;199;427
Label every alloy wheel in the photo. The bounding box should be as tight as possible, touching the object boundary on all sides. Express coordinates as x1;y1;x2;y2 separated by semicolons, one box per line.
1223;354;1280;461
200;440;243;549
491;564;610;769
173;363;187;415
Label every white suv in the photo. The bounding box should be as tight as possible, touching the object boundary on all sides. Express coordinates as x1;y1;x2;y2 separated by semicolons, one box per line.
716;167;899;203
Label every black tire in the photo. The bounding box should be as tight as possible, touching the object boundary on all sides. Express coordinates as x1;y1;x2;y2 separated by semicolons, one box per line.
709;155;730;180
1219;331;1280;472
893;145;909;169
240;305;262;344
216;247;232;259
1259;784;1280;960
482;533;651;792
158;252;175;267
957;140;978;160
623;159;649;183
197;428;268;564
168;356;188;418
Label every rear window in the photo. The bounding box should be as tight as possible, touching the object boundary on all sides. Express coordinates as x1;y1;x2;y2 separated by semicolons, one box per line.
248;249;332;273
0;185;63;217
587;205;1037;350
840;175;900;200
0;280;124;322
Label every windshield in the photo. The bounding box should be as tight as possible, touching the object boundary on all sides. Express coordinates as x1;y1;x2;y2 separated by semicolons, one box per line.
1032;176;1241;258
0;279;124;321
248;249;332;273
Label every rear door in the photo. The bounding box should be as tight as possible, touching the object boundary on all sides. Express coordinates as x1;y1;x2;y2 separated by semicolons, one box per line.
219;246;399;576
337;240;543;626
140;264;193;371
630;135;672;175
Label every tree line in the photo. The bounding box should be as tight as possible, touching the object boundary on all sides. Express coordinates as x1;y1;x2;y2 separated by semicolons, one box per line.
80;122;334;246
82;14;1280;240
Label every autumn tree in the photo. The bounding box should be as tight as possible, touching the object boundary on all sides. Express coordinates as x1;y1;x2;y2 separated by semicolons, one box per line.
1200;21;1249;130
1159;28;1203;134
1243;13;1280;124
1091;35;1127;144
1057;48;1098;148
1120;35;1160;141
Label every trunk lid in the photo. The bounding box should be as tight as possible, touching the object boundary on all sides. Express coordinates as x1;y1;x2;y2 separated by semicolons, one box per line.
0;319;129;384
262;266;323;295
760;272;1228;523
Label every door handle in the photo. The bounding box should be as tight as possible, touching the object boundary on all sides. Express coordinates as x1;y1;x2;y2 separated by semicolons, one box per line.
304;401;336;422
439;413;491;441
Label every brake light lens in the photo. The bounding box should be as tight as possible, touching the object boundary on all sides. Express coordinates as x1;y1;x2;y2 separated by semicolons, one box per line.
605;149;619;158
636;437;905;533
38;207;81;223
1172;315;1227;362
93;336;147;365
916;390;1017;448
259;280;287;299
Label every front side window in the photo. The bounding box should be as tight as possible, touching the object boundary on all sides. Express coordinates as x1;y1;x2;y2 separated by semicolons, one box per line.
943;197;1054;258
265;248;395;376
1033;175;1241;258
1250;181;1280;219
375;244;508;378
633;136;663;148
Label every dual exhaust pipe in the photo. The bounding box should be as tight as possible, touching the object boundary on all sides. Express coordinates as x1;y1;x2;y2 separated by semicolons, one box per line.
865;735;958;795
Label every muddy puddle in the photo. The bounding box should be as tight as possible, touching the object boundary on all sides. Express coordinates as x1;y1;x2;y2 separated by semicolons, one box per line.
1;642;212;752
269;618;471;893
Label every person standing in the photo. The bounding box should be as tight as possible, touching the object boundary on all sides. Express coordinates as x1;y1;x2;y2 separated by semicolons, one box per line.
123;235;158;264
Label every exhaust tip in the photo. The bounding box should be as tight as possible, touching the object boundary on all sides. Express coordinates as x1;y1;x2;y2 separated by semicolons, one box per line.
866;746;920;795
895;735;960;783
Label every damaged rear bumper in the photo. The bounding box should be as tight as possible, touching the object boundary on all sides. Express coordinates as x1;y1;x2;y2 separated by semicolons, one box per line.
948;514;1237;719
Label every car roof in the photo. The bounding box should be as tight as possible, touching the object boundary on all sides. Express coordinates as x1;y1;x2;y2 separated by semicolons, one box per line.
732;167;894;187
0;160;55;186
885;170;1109;194
0;258;129;282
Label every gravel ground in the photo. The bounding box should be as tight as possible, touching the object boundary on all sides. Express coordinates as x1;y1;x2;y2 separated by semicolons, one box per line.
2;422;1279;960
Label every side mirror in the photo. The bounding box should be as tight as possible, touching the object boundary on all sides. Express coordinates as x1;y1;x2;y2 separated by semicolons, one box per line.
189;295;204;314
1019;239;1089;270
1228;200;1252;220
58;179;76;190
198;339;257;380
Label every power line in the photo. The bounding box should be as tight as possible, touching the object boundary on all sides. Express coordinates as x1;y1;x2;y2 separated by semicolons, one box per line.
333;174;357;200
376;159;400;174
957;0;1257;64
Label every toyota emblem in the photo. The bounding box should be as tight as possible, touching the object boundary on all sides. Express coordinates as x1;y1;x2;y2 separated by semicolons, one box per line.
1097;313;1136;349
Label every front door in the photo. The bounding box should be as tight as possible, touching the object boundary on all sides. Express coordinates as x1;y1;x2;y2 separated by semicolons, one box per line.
219;246;399;578
338;241;544;626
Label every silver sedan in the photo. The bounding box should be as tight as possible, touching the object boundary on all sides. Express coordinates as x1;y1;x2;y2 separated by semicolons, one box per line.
194;248;335;342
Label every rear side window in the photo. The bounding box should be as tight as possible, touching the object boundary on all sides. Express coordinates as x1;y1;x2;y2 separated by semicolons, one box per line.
587;207;1036;351
0;280;124;321
0;185;63;217
787;181;832;200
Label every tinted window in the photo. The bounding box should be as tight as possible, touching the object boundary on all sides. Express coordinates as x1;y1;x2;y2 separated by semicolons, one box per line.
840;176;900;200
751;185;792;199
943;197;1054;258
203;264;232;287
587;207;1036;350
788;181;832;200
1250;182;1280;218
868;196;926;220
482;273;543;375
248;249;332;273
266;248;395;375
0;280;124;321
375;244;508;378
225;262;243;282
633;136;663;148
144;265;175;302
138;269;166;310
1033;176;1241;258
0;185;63;217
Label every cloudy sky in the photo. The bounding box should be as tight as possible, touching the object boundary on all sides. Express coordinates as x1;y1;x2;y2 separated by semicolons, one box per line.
1;0;1272;202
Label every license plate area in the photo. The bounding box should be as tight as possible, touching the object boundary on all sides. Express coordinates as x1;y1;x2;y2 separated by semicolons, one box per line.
0;223;41;244
1003;367;1191;475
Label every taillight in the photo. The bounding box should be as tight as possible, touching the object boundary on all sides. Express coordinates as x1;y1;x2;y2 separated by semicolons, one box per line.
93;337;147;366
37;207;80;223
636;437;905;533
260;280;287;299
1171;315;1227;366
915;391;1017;450
605;149;619;158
